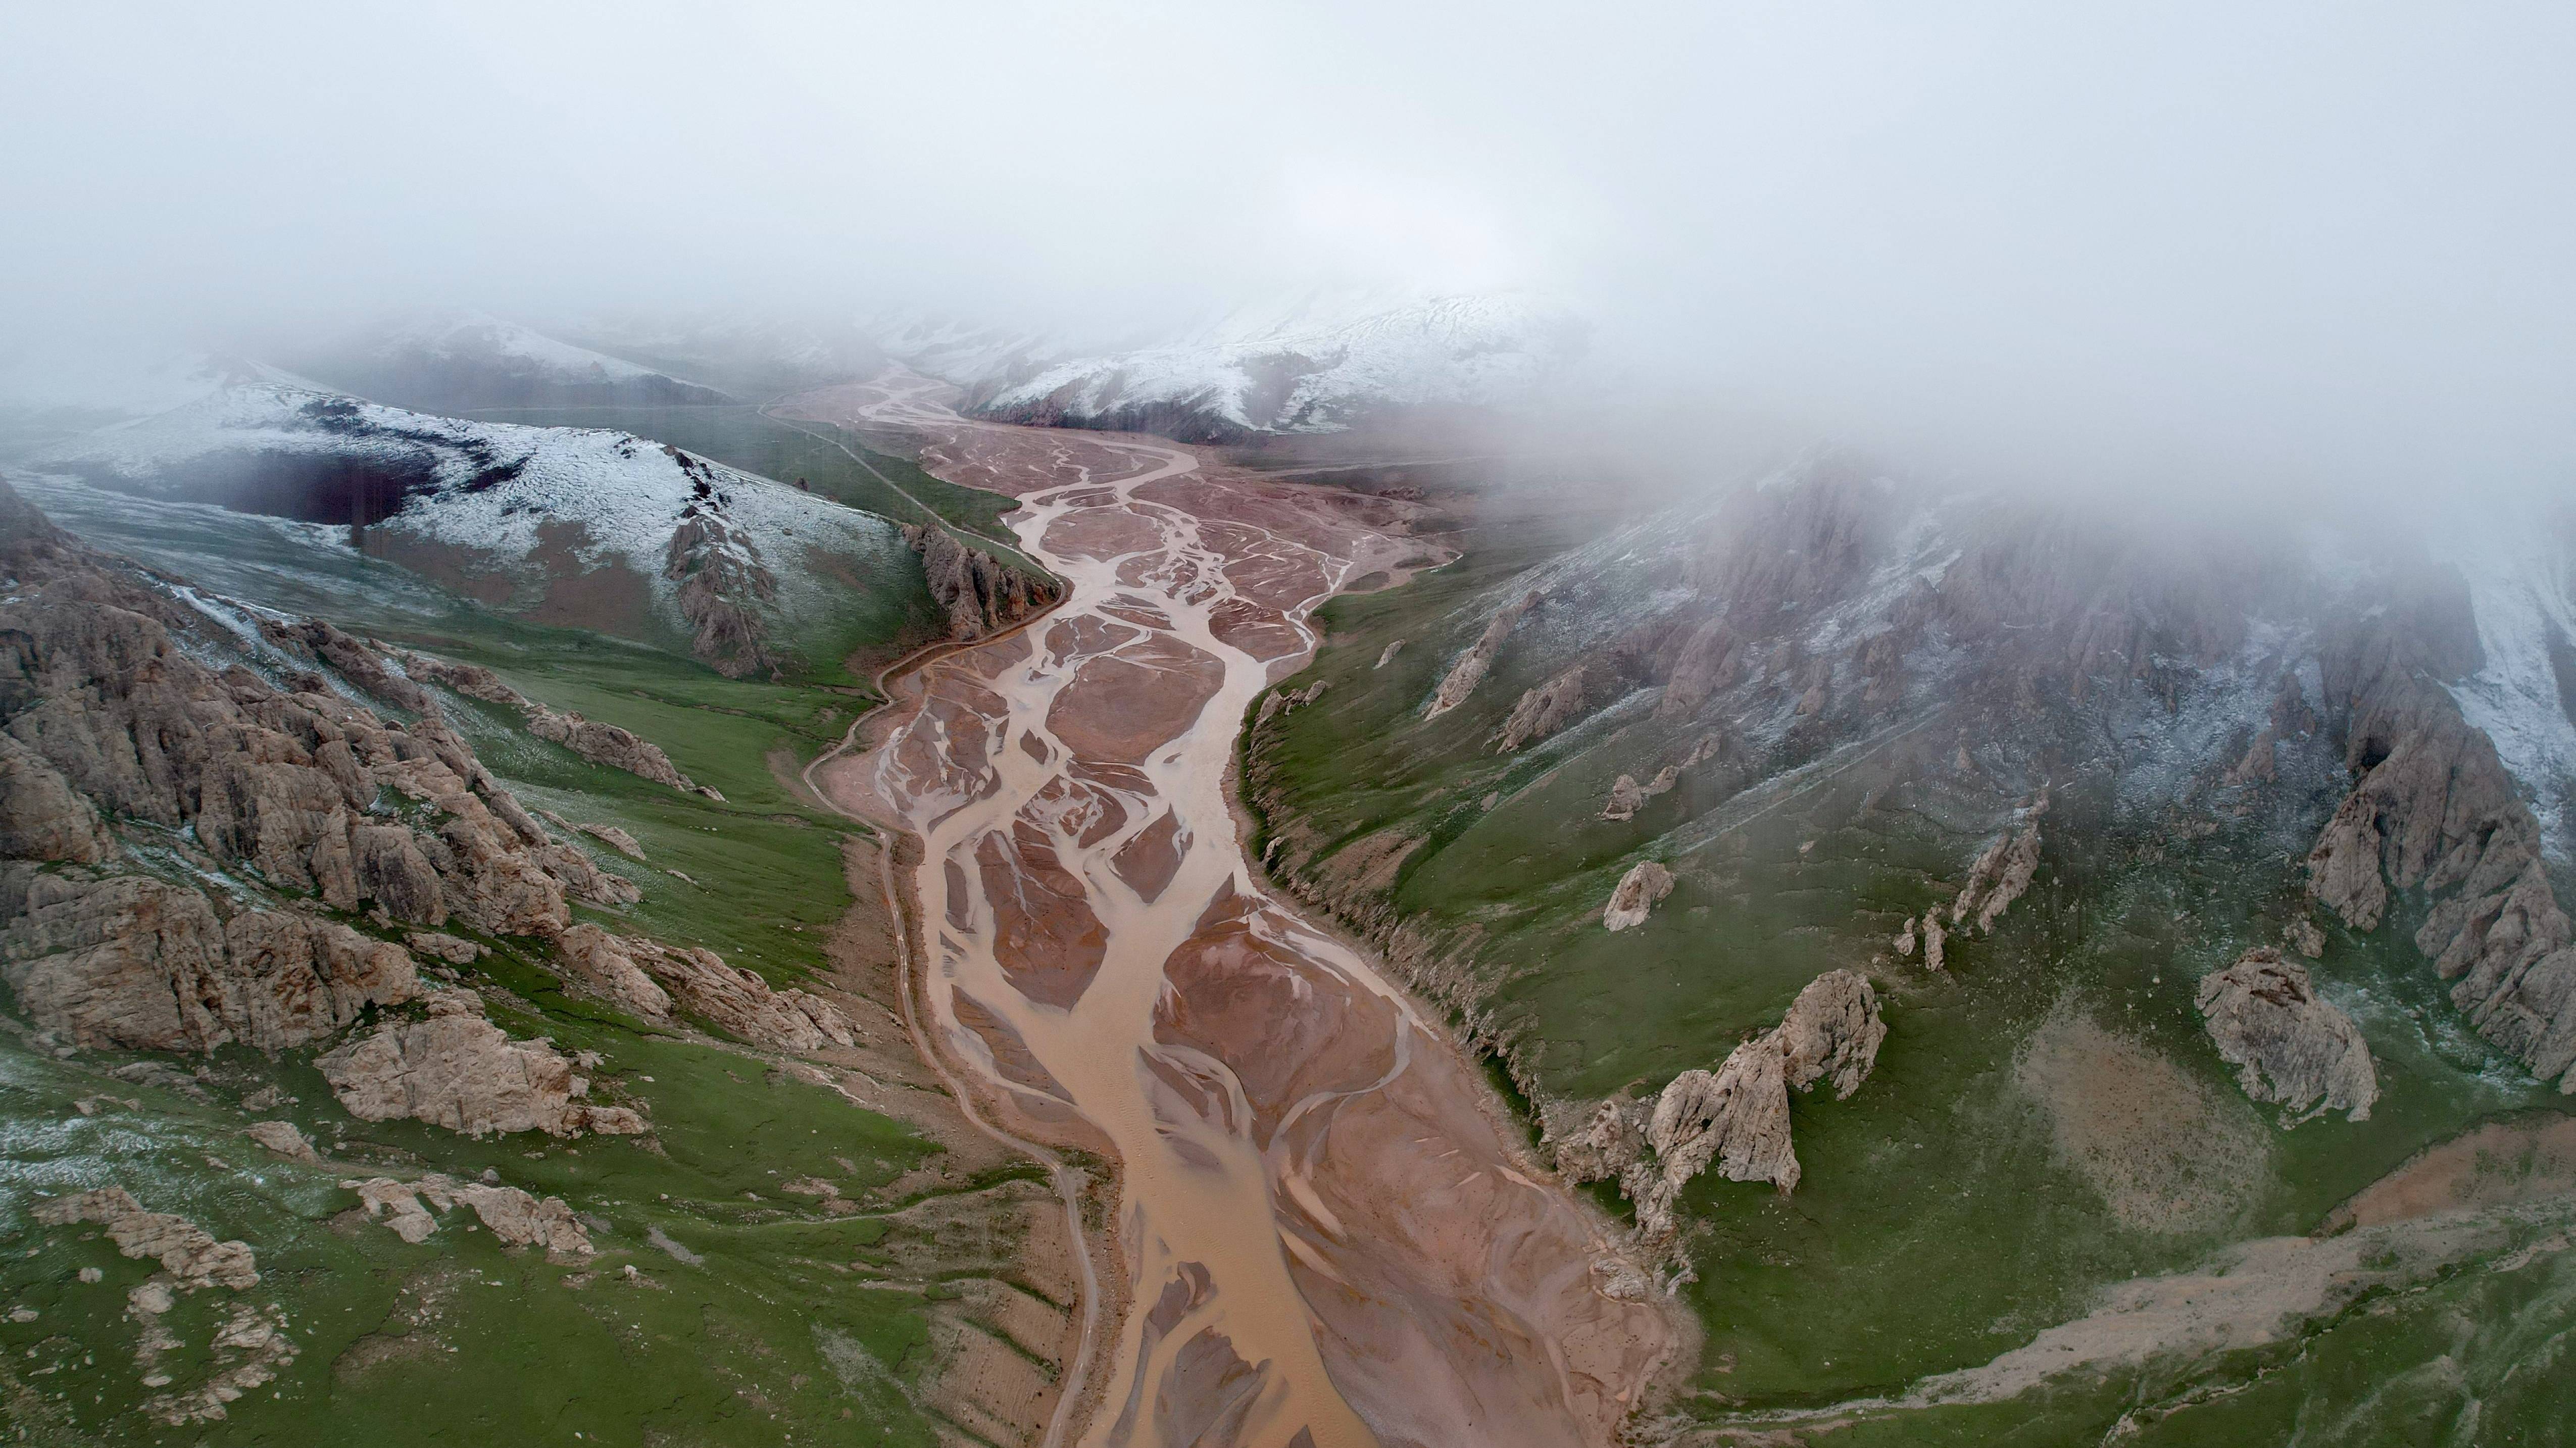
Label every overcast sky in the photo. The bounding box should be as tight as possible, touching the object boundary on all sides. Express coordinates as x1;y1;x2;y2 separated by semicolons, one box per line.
6;2;2573;494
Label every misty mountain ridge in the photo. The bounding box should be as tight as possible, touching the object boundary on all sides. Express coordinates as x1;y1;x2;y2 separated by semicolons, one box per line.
873;286;1593;442
287;308;736;414
19;377;921;679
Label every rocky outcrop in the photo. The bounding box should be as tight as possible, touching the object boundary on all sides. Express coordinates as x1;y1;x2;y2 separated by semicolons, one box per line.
242;1120;321;1164
619;934;855;1052
342;1173;592;1256
1951;797;2046;935
0;513;636;952
664;453;785;679
1556;969;1886;1241
2307;610;2576;1092
2197;948;2379;1123
1775;968;1889;1098
407;931;482;966
1255;680;1328;728
1549;1095;1651;1186
549;922;849;1052
555;922;675;1021
0;876;419;1053
396;648;714;798
1603;860;1674;932
259;618;432;714
584;823;646;859
1423;590;1539;720
1907;913;1949;970
905;523;1053;641
1602;768;1677;822
1500;663;1600;752
316;988;649;1138
526;708;705;796
32;1187;258;1289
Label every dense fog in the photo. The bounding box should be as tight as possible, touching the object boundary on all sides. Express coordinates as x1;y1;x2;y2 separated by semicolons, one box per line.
5;2;2572;498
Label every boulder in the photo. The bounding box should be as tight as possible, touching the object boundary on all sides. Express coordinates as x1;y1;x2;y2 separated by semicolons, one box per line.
1603;860;1674;932
242;1120;321;1164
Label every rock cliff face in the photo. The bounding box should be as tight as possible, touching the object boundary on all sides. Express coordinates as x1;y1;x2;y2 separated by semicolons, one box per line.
2196;947;2379;1122
2305;607;2576;1092
903;523;1054;641
1;876;418;1052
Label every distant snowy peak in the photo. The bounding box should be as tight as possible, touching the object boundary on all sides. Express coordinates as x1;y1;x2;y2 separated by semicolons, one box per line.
27;381;900;677
377;310;664;382
298;310;733;413
866;314;1074;398
873;290;1591;442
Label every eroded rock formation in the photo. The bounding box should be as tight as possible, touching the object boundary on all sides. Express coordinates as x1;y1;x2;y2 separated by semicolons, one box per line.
1555;969;1886;1242
1951;797;2046;936
2306;606;2576;1091
905;523;1053;641
1423;589;1539;720
33;1187;258;1289
343;1173;593;1256
397;650;712;797
0;876;421;1052
2196;947;2378;1122
316;988;649;1137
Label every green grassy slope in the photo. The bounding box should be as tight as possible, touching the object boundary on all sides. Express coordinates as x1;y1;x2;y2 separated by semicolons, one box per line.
1243;503;2576;1441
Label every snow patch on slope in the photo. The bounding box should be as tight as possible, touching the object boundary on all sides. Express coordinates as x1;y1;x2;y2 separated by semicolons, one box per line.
30;381;904;647
2439;505;2576;860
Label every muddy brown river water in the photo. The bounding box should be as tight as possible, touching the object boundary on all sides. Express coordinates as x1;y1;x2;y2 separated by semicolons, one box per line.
795;372;1676;1448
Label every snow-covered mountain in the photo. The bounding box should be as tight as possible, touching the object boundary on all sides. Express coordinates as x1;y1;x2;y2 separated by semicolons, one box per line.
873;290;1591;442
294;310;735;413
23;380;916;677
865;313;1077;400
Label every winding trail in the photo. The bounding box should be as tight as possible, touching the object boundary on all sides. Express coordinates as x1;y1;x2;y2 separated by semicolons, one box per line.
793;371;1677;1448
